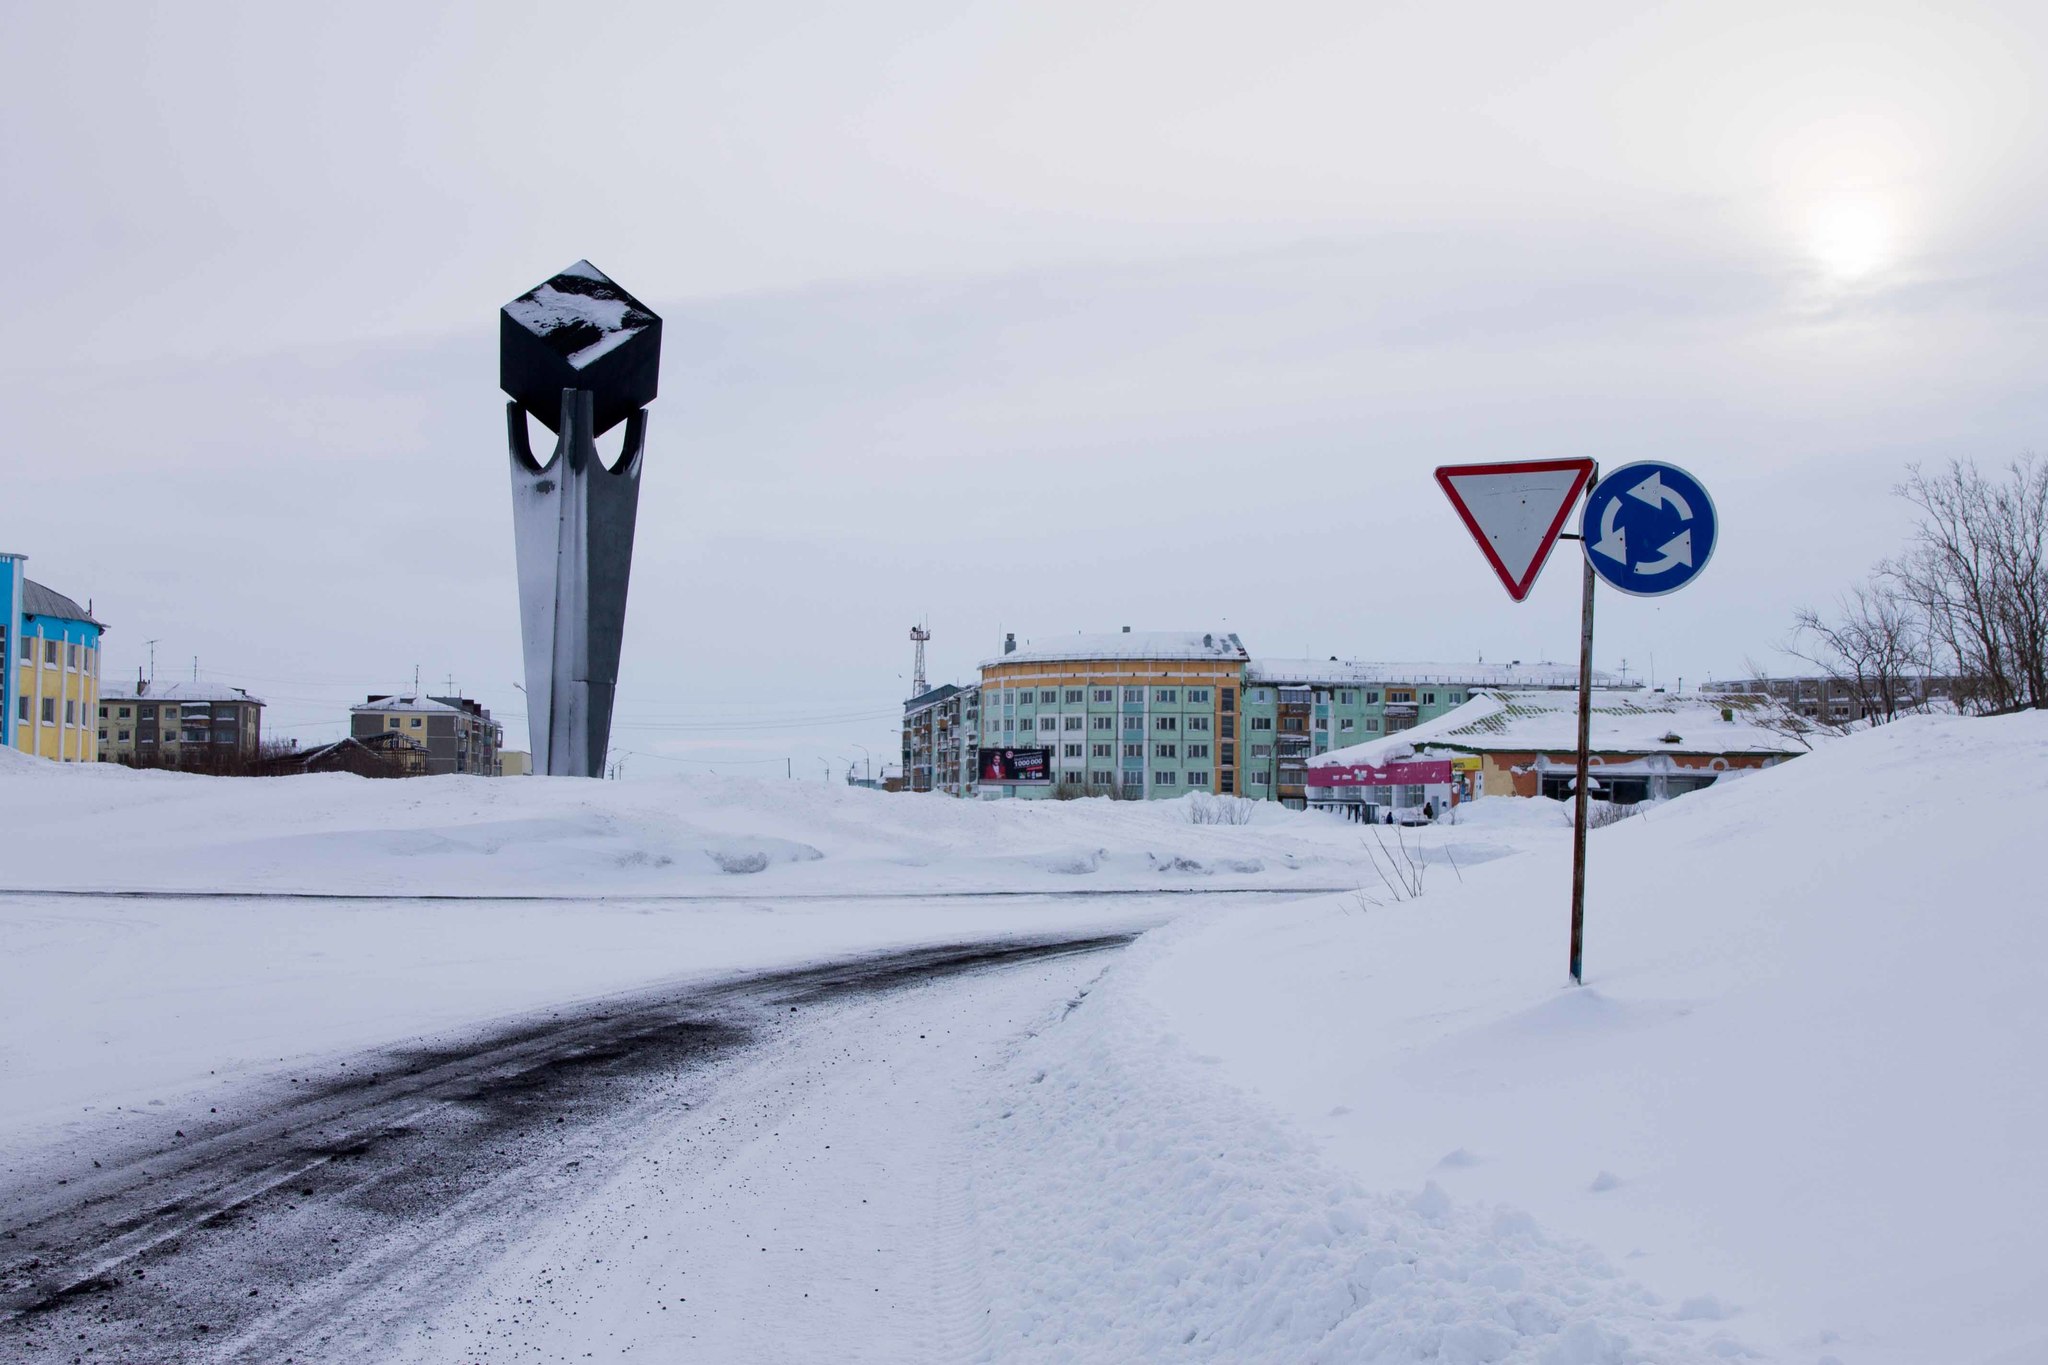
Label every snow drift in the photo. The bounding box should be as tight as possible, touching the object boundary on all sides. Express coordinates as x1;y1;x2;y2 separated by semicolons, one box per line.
1134;710;2048;1365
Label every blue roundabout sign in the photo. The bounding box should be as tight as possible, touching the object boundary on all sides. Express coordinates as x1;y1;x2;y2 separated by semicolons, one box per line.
1580;461;1718;597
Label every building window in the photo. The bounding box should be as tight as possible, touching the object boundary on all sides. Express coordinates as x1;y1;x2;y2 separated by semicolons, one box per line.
1091;770;1113;786
16;697;27;722
1220;716;1235;738
1154;743;1176;758
1398;784;1426;807
1250;771;1268;785
1187;715;1210;731
1155;771;1178;786
68;642;79;668
98;729;108;741
1186;771;1209;787
1366;691;1381;704
1340;719;1355;731
1091;716;1113;731
42;698;57;723
1186;743;1209;759
1064;689;1083;704
1154;716;1177;731
1221;772;1236;793
1252;743;1273;758
99;706;108;720
1091;743;1112;758
1123;687;1143;703
1155;688;1177;703
1063;743;1082;758
1121;770;1143;788
1220;690;1235;713
118;730;130;741
1221;742;1235;764
1390;690;1412;703
1002;718;1014;732
1064;770;1082;785
1038;716;1056;732
1092;688;1113;703
1339;690;1356;704
1314;717;1328;730
1422;692;1436;704
1366;719;1380;732
44;640;58;664
1282;717;1305;732
1122;743;1143;758
1064;715;1083;730
1188;688;1210;703
1123;715;1143;732
1250;716;1272;731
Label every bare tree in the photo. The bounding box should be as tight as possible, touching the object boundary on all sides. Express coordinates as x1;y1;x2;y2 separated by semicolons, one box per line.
1887;457;2048;712
1788;575;1932;726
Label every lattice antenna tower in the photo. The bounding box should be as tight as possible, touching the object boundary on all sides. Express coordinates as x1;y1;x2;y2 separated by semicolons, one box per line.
909;623;931;698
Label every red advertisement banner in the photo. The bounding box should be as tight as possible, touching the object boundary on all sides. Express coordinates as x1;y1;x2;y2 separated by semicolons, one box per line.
1306;759;1453;787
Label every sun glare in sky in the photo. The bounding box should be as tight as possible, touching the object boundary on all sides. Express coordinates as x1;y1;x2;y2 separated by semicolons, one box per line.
1805;192;1898;282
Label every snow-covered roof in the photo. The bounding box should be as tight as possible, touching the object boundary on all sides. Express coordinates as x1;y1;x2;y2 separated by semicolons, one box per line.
985;630;1248;668
1311;689;1812;769
350;694;467;716
103;680;264;705
1247;658;1614;689
21;579;102;627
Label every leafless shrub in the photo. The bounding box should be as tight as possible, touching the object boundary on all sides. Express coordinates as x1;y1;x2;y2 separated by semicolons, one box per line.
1183;792;1257;825
1788;575;1933;728
1886;457;2048;713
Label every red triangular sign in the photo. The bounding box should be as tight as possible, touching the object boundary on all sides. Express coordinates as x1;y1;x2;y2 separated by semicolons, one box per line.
1435;459;1595;602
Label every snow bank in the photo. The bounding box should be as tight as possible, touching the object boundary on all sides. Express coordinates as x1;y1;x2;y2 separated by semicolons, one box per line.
1134;712;2048;1365
968;932;1753;1362
0;763;1508;897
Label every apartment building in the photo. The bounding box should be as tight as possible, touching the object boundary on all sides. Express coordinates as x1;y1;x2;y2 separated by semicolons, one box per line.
349;694;504;776
1701;674;1955;725
902;683;979;794
2;554;106;764
921;630;1618;804
99;679;265;768
976;630;1249;799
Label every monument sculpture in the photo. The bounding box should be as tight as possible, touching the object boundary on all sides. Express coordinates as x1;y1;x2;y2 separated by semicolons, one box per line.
500;261;663;777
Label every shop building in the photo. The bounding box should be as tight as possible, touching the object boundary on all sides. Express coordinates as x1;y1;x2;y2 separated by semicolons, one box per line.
1307;688;1811;818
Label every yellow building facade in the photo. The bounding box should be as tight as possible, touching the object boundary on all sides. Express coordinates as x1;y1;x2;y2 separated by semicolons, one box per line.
3;558;104;764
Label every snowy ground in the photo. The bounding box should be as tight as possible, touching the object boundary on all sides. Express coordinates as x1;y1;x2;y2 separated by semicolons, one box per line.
3;720;2041;1363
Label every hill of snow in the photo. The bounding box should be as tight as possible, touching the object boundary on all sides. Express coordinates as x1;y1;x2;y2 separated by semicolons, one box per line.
1131;711;2048;1365
0;764;1481;898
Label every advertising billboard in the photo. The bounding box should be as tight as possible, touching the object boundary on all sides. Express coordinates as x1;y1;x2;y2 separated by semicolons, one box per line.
979;747;1052;783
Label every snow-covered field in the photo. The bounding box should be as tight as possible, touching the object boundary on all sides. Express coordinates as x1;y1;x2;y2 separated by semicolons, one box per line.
1137;711;2048;1365
3;716;2042;1364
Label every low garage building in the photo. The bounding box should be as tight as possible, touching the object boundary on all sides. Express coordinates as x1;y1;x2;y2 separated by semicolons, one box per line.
1306;688;1813;818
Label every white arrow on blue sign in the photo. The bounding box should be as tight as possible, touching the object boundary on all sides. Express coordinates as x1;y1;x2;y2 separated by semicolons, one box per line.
1580;461;1718;597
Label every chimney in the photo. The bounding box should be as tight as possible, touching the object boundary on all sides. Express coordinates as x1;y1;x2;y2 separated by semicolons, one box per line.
137;667;147;696
1003;633;1016;655
1122;625;1131;633
1203;633;1213;648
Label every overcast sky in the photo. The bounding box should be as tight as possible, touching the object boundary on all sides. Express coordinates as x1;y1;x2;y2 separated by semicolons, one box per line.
4;1;2044;777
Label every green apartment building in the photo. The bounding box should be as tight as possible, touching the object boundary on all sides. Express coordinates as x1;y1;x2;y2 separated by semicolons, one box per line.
944;630;1602;805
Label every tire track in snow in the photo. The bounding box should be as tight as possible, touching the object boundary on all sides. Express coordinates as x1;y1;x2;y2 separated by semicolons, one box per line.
0;932;1133;1363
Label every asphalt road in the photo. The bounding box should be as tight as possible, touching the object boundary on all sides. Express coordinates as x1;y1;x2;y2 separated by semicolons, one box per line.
0;931;1134;1363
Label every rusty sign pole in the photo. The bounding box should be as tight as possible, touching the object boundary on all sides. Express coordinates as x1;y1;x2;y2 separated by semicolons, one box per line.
1568;495;1598;986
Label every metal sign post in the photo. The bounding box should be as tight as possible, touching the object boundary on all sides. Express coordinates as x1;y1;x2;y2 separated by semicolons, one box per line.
1438;456;1718;986
1569;521;1597;985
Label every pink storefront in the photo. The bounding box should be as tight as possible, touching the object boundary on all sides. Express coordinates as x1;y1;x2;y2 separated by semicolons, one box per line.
1303;757;1458;822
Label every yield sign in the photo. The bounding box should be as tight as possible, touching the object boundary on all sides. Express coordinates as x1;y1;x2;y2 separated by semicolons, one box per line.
1435;459;1595;602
